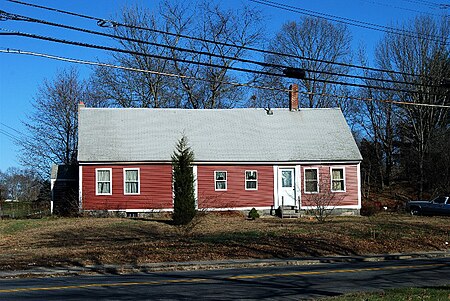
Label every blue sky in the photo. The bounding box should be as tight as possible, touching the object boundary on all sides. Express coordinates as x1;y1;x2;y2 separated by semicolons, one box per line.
0;0;448;172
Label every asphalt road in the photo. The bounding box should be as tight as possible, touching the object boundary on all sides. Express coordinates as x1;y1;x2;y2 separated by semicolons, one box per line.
0;258;449;300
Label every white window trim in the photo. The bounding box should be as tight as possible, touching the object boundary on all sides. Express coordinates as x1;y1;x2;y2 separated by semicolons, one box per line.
330;166;346;193
245;170;258;191
304;167;319;194
214;171;227;191
96;168;112;196
123;168;140;195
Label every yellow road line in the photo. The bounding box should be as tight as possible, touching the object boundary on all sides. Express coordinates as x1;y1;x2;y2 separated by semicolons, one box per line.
228;263;448;279
0;263;447;294
0;278;208;293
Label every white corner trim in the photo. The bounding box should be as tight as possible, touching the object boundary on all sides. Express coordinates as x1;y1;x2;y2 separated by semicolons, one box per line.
79;165;83;212
273;165;278;208
193;165;198;209
295;165;301;208
50;179;55;214
357;162;362;209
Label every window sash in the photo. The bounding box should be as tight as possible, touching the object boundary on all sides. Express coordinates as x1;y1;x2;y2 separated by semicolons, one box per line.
215;171;227;190
304;169;318;193
96;169;112;195
245;170;258;190
124;169;140;194
331;168;345;192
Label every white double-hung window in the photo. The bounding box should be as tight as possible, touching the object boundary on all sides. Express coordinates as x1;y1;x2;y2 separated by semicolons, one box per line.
215;171;227;191
331;167;345;192
96;168;112;195
245;170;257;190
124;168;140;195
304;168;319;193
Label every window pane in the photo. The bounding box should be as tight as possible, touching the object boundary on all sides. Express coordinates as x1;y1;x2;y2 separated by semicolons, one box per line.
332;169;343;180
126;170;138;181
306;181;318;193
216;181;226;190
305;169;317;181
126;182;138;194
281;170;292;187
246;171;257;180
98;182;110;194
246;181;257;189
216;172;226;181
98;170;110;181
332;180;344;191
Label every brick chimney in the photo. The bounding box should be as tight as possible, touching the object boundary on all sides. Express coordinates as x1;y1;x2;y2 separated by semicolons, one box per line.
78;101;85;111
289;84;298;111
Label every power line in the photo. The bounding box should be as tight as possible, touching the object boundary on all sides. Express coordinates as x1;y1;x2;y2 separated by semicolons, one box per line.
0;29;289;79
2;48;449;109
1;10;441;89
358;0;445;17
0;122;25;137
301;91;450;108
6;0;436;79
1;29;448;96
400;0;450;9
0;48;290;92
250;0;449;45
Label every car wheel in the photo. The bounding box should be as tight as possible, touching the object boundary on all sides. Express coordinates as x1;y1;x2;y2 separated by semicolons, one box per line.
410;207;421;216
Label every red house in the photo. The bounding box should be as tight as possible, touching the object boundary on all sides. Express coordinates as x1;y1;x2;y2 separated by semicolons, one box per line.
77;87;362;216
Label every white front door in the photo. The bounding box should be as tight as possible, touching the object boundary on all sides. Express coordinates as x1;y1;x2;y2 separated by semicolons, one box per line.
278;168;296;206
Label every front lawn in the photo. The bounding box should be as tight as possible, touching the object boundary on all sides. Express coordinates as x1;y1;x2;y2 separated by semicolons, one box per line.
0;213;448;270
325;286;450;300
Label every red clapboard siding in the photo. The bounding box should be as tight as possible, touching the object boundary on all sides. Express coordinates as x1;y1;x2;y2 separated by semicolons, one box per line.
197;165;274;208
300;164;359;207
81;164;173;210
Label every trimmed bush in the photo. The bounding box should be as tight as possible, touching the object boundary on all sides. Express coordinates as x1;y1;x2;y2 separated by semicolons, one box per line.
248;208;260;220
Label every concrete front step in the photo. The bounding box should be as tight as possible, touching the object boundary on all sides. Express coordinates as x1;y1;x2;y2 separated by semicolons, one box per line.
280;206;299;218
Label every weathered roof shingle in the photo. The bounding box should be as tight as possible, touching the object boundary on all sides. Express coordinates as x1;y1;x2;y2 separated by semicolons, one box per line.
78;108;362;163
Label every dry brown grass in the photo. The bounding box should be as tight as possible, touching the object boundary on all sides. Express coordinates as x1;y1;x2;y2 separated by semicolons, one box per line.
0;212;449;270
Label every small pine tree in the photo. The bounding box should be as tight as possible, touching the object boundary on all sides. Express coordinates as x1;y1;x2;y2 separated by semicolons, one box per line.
172;135;196;225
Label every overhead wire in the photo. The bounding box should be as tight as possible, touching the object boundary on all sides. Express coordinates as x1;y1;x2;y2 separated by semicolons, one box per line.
0;49;290;92
1;48;449;108
358;0;446;17
3;28;449;96
399;0;450;9
250;0;449;44
0;29;289;79
6;0;437;79
0;9;442;89
1;28;448;96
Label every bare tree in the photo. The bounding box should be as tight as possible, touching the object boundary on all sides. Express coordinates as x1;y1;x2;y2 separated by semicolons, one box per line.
374;16;449;198
355;48;401;189
304;173;344;223
20;68;107;177
250;17;353;113
93;0;264;109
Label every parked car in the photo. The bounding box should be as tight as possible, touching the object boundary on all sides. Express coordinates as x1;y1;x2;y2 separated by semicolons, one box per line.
406;196;450;216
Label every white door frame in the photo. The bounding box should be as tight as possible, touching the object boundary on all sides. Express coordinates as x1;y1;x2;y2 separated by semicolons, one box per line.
276;167;297;207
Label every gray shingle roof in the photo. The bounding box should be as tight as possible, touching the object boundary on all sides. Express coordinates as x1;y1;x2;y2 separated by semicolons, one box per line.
78;107;362;163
